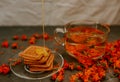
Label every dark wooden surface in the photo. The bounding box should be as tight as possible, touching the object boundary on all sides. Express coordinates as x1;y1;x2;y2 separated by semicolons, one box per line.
0;25;120;82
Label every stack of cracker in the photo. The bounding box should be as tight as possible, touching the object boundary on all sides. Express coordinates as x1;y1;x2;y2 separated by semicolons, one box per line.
19;45;54;72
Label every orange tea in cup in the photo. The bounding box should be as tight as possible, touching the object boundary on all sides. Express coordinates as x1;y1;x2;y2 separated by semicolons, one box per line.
65;26;107;59
54;20;110;62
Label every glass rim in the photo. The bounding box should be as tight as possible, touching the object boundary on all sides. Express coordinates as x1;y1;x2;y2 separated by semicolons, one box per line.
64;20;110;34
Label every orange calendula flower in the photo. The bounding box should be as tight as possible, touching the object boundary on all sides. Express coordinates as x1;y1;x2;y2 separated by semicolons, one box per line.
114;59;120;69
70;74;79;82
68;62;75;70
1;40;9;48
93;73;101;82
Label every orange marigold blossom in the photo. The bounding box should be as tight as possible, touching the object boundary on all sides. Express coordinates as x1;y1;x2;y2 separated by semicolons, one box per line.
32;33;41;39
68;62;75;70
70;74;79;82
29;37;36;44
58;68;64;75
1;40;9;48
99;59;109;69
0;64;10;75
63;60;69;69
13;35;19;40
21;34;27;41
76;65;82;71
42;33;49;40
56;73;64;82
11;42;18;49
114;59;120;69
51;73;57;80
92;73;100;82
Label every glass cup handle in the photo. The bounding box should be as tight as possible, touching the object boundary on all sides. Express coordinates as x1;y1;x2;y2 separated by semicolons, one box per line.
54;28;65;46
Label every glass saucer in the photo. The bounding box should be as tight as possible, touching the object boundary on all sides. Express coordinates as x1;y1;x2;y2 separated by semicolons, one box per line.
9;51;64;80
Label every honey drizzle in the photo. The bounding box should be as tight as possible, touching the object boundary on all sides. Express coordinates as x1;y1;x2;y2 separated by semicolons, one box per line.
41;0;49;56
42;0;45;48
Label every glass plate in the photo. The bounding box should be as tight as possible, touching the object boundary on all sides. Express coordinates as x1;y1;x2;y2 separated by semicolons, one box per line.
9;51;64;80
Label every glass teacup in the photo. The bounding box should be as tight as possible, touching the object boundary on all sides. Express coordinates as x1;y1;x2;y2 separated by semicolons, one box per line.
54;20;110;61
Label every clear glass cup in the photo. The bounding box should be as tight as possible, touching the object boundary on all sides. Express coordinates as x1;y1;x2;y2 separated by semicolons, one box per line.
54;19;110;60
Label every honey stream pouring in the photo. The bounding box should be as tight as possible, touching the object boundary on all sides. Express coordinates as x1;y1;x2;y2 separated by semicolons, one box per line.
41;0;48;55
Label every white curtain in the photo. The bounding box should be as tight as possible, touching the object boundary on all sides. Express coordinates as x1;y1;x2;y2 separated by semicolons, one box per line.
50;0;120;25
0;0;119;25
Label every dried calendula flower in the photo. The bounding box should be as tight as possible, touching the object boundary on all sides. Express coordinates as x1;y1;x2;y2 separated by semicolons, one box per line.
35;48;49;57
